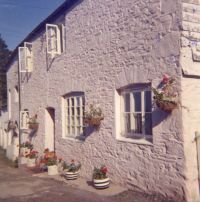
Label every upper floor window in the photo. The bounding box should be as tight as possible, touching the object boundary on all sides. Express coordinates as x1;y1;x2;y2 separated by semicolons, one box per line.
46;23;65;58
18;42;33;73
63;92;85;139
117;84;152;140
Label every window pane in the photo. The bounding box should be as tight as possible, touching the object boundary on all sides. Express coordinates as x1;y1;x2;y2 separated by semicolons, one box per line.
76;116;80;125
71;107;74;116
145;91;152;112
76;97;80;106
145;113;152;135
71;98;74;106
124;113;142;134
132;92;141;112
77;107;80;115
133;113;142;133
124;94;130;112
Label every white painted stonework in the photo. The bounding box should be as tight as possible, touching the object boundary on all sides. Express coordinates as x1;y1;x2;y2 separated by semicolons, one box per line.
2;0;200;201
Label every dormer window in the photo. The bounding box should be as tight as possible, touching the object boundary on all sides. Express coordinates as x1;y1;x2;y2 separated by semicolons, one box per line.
46;23;65;58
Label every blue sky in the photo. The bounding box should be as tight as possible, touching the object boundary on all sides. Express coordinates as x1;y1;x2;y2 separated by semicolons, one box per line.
0;0;65;50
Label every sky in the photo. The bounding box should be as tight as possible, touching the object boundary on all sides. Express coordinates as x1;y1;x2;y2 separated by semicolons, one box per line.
0;0;65;50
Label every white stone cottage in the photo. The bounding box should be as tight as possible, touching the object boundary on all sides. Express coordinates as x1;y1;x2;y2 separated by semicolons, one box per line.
3;0;200;201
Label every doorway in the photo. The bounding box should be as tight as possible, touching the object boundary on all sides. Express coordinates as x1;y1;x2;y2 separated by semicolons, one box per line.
45;107;55;152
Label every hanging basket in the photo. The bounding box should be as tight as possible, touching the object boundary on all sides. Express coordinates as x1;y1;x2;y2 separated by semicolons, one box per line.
84;117;104;127
28;123;39;130
156;100;177;112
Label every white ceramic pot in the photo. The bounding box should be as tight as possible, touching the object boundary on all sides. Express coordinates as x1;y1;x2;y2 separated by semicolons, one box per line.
93;177;110;189
64;170;79;180
27;158;36;167
48;165;58;175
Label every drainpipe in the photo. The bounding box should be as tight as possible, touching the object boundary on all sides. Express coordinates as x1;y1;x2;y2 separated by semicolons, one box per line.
195;131;200;180
17;59;21;156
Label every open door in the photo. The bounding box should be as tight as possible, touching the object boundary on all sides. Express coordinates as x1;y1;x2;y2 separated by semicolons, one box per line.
45;107;55;152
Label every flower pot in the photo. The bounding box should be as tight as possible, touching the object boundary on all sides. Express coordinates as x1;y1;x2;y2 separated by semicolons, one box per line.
93;177;110;189
48;165;58;176
156;100;177;112
64;170;79;180
27;158;36;167
84;117;104;127
28;123;39;130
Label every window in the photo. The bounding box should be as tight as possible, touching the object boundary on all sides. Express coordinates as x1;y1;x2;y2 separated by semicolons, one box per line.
14;86;19;103
20;110;29;129
63;92;85;138
118;84;152;140
18;42;33;73
46;24;65;57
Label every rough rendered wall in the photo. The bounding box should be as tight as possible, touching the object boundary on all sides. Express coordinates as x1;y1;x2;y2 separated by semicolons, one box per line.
6;58;20;143
181;0;200;201
17;0;185;200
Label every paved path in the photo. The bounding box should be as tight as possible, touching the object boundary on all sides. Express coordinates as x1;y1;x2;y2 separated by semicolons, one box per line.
0;149;181;202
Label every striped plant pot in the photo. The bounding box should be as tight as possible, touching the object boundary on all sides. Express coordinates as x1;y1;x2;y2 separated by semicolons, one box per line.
93;177;110;189
64;170;79;180
48;165;58;176
27;158;36;167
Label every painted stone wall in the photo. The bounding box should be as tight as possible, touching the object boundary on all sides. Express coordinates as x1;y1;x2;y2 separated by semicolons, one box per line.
181;0;200;201
7;0;187;200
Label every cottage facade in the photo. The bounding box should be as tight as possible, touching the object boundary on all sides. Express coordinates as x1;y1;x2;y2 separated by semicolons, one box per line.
2;0;200;201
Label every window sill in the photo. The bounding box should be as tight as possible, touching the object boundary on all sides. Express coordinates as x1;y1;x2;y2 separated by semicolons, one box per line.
116;136;153;146
62;136;85;142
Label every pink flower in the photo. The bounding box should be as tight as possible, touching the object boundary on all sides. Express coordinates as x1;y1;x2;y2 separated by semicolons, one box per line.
162;74;169;84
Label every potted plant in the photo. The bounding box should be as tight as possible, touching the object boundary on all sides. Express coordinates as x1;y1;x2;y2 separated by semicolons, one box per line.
84;104;104;127
28;114;39;130
47;156;58;175
63;159;81;180
26;150;38;167
20;141;33;156
93;165;110;189
152;74;178;112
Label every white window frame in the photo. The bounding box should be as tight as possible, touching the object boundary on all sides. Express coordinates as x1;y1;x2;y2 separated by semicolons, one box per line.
116;85;153;143
46;23;65;58
18;47;26;73
24;42;33;72
63;94;85;139
18;42;33;73
20;110;29;129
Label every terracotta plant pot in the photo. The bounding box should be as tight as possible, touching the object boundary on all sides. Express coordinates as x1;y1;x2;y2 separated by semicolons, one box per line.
48;165;58;175
27;158;36;167
93;177;110;189
28;123;39;130
64;170;79;180
156;100;177;112
84;117;104;127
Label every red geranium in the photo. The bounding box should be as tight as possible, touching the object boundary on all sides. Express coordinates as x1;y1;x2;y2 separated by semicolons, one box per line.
101;166;108;174
162;74;169;84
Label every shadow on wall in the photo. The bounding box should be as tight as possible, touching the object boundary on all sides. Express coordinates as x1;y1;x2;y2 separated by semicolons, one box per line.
152;108;172;128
